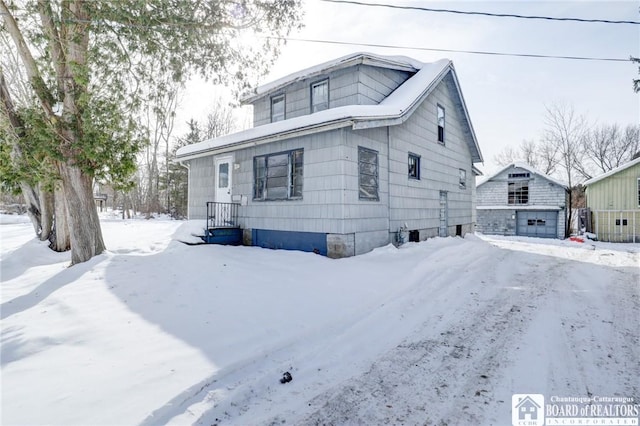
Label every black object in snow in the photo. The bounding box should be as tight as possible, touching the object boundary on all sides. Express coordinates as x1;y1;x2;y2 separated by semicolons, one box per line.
280;372;292;384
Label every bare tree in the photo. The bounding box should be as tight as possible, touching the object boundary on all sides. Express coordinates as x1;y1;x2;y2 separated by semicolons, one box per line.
141;85;179;218
493;145;518;167
204;98;237;139
543;103;589;236
580;123;639;175
493;139;558;175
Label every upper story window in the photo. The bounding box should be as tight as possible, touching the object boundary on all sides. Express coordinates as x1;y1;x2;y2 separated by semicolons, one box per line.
408;153;420;179
358;146;379;201
508;181;529;205
253;149;303;201
311;79;329;113
637;178;640;207
437;104;445;144
459;169;467;189
271;94;285;122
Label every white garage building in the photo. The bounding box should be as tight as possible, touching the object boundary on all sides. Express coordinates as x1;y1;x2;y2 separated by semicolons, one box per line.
475;163;569;239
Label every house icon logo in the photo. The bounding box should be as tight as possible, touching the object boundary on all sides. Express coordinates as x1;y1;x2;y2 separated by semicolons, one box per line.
512;394;544;426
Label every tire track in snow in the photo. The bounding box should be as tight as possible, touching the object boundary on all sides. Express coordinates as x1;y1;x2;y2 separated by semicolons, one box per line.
292;247;568;425
546;262;639;402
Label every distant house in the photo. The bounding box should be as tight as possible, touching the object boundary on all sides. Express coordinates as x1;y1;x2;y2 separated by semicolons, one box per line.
476;163;568;239
176;52;483;257
583;156;640;242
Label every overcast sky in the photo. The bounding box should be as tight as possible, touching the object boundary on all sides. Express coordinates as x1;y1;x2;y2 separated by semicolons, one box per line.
179;0;639;176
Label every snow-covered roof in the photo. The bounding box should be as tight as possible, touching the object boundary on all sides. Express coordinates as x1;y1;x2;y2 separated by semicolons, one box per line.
477;162;568;189
177;53;483;163
582;156;640;186
241;52;421;103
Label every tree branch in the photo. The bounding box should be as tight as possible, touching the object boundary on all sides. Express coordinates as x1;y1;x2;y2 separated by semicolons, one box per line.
37;0;66;97
0;0;55;117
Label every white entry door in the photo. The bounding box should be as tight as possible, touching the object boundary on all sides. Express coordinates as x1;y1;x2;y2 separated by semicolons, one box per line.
215;155;232;203
214;155;233;226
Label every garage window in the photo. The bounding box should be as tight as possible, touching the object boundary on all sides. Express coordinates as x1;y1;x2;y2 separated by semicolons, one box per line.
508;181;529;204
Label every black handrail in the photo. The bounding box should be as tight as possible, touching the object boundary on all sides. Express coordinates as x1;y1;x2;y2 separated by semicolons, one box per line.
206;202;240;229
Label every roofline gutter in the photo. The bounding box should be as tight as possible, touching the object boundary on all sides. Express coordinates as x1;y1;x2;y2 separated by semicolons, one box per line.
175;119;355;162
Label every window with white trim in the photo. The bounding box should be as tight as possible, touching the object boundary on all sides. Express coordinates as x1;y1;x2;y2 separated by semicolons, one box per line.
637;177;640;207
311;79;329;113
271;94;285;122
253;149;303;200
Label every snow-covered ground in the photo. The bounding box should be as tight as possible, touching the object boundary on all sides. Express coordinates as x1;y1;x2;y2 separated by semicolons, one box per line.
1;216;638;425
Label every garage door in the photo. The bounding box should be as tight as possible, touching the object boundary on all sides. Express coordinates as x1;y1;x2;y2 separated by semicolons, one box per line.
516;211;558;238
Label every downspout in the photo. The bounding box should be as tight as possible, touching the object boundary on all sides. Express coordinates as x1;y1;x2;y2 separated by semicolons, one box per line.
179;160;191;219
387;126;392;244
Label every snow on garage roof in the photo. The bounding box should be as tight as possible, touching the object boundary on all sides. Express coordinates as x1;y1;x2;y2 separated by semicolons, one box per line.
477;162;568;189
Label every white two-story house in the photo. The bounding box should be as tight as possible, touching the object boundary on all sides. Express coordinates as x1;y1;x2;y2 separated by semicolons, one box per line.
176;52;484;257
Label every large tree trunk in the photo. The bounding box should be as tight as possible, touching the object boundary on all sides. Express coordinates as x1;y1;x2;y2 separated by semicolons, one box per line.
59;162;105;264
20;182;42;236
39;186;54;242
49;185;70;252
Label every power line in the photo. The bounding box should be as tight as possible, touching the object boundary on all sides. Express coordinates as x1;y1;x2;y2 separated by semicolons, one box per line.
319;0;640;25
267;36;632;62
